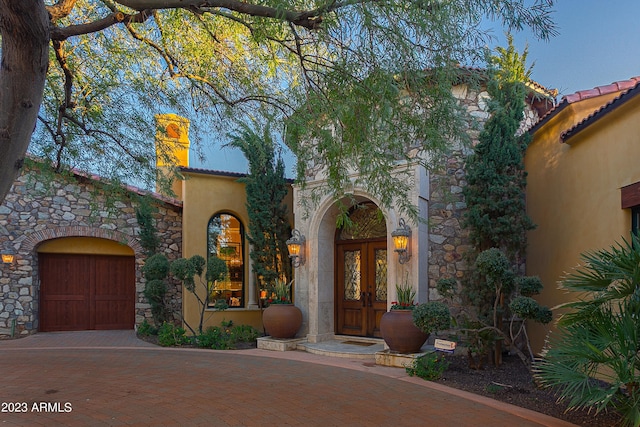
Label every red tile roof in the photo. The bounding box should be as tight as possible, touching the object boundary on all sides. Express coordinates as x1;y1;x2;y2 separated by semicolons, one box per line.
529;76;640;134
563;77;640;103
561;79;640;142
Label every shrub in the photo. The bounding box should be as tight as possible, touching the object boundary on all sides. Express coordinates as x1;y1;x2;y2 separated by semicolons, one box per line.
157;322;188;347
406;352;450;381
142;254;171;325
197;326;234;349
231;324;259;343
137;319;157;337
197;322;260;349
412;301;451;335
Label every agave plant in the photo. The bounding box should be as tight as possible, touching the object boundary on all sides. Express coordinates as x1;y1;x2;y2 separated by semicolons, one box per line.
534;234;640;427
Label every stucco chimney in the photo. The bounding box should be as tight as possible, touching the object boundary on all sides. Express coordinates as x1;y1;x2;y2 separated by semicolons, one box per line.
155;114;190;199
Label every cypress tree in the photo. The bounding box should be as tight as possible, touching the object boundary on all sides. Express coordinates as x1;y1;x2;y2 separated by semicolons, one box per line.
228;124;292;291
461;38;540;365
463;35;536;265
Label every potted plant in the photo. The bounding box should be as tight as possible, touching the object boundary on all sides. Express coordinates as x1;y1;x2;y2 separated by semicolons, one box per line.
380;283;428;353
262;279;302;339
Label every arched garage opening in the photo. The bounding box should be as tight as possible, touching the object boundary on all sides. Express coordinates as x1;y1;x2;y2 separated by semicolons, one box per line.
38;237;135;332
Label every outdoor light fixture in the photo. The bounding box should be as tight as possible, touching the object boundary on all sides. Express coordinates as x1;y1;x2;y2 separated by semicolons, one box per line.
391;218;411;264
1;252;14;264
286;229;305;268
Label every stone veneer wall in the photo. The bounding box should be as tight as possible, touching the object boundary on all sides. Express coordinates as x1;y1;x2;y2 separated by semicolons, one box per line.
0;167;183;338
427;84;542;302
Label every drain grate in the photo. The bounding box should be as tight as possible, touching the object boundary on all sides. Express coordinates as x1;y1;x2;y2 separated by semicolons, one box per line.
342;340;375;347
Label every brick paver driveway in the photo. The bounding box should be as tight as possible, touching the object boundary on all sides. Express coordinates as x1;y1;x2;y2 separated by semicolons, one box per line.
0;331;574;426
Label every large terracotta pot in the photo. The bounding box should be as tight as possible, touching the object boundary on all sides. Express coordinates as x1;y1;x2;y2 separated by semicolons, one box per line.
262;304;303;339
380;309;428;353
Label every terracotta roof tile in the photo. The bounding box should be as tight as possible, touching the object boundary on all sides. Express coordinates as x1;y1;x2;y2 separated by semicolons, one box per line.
561;79;640;142
529;76;640;134
563;77;640;104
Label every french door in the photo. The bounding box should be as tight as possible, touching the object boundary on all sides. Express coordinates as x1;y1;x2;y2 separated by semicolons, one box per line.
336;240;387;337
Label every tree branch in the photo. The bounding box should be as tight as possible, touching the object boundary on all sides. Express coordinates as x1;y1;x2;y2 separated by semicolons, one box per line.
46;0;79;21
114;0;352;29
51;9;154;40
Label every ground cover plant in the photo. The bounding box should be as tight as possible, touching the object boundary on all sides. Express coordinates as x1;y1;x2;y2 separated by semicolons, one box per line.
138;318;260;349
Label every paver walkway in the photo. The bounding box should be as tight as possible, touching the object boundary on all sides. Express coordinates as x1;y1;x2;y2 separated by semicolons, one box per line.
0;331;576;426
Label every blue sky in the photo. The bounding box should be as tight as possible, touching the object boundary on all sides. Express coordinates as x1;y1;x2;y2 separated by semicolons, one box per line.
504;0;640;97
195;1;640;174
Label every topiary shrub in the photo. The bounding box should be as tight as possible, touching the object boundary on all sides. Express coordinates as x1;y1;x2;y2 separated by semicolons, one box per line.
412;301;451;335
142;254;171;325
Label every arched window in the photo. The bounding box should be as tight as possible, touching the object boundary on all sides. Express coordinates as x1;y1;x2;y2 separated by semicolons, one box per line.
207;213;245;308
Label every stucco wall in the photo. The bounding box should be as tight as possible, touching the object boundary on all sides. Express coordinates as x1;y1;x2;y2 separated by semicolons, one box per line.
0;165;183;338
525;93;640;352
179;170;294;332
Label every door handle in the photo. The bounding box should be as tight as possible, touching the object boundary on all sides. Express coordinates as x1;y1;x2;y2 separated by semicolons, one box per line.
368;292;372;307
361;291;366;307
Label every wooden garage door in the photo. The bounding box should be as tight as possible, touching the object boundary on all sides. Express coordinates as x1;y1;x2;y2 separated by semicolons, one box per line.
39;253;135;331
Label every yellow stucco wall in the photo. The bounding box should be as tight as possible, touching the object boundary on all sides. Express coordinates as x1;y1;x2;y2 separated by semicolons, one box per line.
37;237;134;255
180;170;294;333
525;93;640;353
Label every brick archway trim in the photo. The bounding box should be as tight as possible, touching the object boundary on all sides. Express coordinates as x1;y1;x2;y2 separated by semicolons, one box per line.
22;226;144;256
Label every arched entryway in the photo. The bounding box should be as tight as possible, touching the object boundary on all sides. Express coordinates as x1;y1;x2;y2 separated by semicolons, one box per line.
38;237;135;332
335;203;387;337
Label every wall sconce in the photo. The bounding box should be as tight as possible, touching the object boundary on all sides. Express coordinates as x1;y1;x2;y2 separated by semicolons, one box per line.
1;252;15;264
391;218;411;264
286;229;305;268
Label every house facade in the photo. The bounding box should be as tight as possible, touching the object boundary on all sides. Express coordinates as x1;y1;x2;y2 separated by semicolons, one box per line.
525;77;640;352
1;79;554;344
291;80;548;343
0;164;183;337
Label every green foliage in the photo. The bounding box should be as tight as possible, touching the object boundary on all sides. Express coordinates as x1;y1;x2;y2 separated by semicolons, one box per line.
170;255;229;335
508;296;551;324
412;301;451;335
458;248;551;367
197;322;260;349
135;200;160;256
392;282;416;310
265;279;294;305
206;255;228;283
475;248;515;292
462;36;536;262
515;275;544;297
30;1;556;222
229;124;291;288
406;352;450;381
157;322;189;347
137;319;157;337
436;278;457;300
197;326;235;350
558;234;640;326
535;235;640;426
142;254;171;325
170;258;197;291
142;253;170;281
230;324;260;343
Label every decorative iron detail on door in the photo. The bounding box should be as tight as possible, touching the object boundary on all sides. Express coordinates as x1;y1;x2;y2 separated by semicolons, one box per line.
375;249;387;301
343;250;361;301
